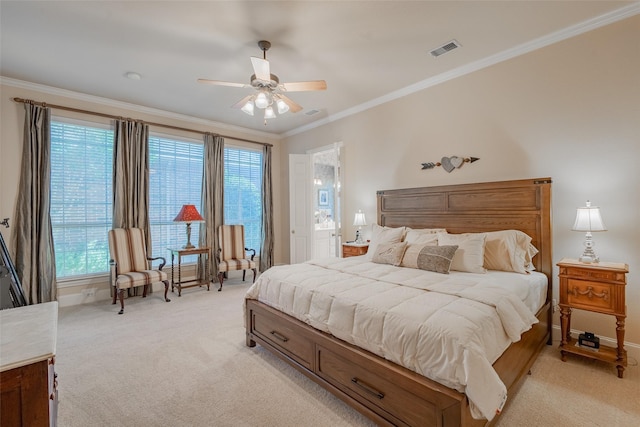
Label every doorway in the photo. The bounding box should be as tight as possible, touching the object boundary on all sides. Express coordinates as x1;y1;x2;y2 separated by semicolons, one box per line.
288;143;342;263
311;146;341;258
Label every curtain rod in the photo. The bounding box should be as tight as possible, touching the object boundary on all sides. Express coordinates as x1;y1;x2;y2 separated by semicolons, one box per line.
12;97;273;147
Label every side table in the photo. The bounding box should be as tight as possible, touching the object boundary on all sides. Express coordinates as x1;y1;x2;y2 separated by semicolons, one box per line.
168;247;211;296
342;242;369;258
557;258;628;378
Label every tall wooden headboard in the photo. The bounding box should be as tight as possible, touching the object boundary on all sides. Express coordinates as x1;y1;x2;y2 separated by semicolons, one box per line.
377;178;553;284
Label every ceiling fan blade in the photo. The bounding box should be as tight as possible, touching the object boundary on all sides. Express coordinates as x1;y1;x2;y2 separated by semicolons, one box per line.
231;95;254;109
281;80;327;92
197;78;249;88
278;94;303;113
250;57;271;81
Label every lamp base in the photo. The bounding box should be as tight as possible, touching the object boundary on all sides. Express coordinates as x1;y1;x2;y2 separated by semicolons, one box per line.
183;243;196;250
579;233;599;263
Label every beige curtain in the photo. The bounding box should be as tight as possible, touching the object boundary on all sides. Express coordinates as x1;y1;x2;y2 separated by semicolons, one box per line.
112;119;150;244
260;145;274;272
14;102;57;304
112;119;150;296
198;134;224;280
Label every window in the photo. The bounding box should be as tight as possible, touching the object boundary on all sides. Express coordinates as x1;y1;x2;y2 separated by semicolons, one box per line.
50;119;264;279
224;147;263;254
148;134;203;264
50;119;114;278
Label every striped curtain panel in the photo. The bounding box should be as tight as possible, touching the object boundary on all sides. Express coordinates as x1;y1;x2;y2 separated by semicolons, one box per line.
198;133;224;280
112;119;150;245
112;119;150;296
14;102;57;304
260;144;274;272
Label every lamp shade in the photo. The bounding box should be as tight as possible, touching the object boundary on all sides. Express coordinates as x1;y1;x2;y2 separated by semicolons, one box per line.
572;200;606;232
353;210;367;227
173;205;204;223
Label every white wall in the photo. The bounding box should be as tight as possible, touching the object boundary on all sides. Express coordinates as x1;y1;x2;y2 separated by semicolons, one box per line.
282;16;640;350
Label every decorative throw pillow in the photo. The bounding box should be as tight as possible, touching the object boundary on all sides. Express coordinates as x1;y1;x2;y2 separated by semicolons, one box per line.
401;241;439;268
404;245;458;274
365;224;406;260
437;232;487;273
483;230;538;274
371;241;407;266
404;228;446;244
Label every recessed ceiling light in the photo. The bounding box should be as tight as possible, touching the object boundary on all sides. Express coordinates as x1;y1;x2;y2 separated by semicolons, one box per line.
125;71;141;80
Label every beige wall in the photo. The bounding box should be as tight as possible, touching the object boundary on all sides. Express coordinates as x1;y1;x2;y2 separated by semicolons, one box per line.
0;83;283;304
282;16;640;349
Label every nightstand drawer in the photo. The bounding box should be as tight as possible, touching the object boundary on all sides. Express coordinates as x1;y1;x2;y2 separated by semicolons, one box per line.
342;244;368;258
566;279;616;313
562;266;624;283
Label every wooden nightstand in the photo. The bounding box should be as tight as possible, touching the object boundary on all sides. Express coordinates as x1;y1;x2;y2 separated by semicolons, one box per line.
557;258;629;378
342;243;368;258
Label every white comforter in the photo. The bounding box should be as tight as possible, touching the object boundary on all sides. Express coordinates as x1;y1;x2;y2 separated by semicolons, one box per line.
245;256;544;421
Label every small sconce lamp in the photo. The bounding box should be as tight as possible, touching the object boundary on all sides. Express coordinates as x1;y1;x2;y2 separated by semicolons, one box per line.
572;200;607;263
173;204;204;249
353;210;367;244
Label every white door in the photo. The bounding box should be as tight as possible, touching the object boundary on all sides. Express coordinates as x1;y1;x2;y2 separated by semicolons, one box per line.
289;154;312;264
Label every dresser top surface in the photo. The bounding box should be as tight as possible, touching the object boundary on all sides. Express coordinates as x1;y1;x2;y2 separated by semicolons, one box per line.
1;301;58;372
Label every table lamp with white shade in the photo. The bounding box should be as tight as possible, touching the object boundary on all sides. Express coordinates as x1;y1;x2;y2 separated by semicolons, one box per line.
572;200;607;263
353;210;367;244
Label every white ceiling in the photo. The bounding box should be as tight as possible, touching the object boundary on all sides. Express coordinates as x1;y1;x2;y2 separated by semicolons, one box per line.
1;1;637;136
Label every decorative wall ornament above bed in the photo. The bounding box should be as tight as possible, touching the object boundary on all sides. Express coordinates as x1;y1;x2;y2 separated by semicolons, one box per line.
421;156;480;172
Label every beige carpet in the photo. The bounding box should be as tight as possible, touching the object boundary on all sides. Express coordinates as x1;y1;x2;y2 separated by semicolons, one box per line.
56;280;639;427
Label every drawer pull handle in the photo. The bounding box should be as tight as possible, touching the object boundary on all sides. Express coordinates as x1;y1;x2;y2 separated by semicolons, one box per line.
351;377;385;399
571;286;608;301
270;331;289;342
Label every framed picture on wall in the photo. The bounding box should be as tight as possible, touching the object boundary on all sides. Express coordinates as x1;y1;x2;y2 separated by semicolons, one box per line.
319;190;329;206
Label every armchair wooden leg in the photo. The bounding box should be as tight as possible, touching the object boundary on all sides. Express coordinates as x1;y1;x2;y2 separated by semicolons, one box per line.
217;272;224;292
117;289;125;315
142;284;148;298
163;280;171;303
242;270;246;281
252;268;257;283
112;285;117;305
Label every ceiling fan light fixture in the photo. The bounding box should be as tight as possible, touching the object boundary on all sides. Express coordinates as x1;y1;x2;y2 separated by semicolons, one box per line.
241;99;255;116
255;91;270;109
276;97;289;114
264;106;276;119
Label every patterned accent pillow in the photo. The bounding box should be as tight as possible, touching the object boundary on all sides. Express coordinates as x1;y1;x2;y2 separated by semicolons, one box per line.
371;241;407;266
407;245;458;274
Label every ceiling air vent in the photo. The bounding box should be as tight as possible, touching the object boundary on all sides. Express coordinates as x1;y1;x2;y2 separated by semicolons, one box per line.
305;109;320;116
430;40;461;58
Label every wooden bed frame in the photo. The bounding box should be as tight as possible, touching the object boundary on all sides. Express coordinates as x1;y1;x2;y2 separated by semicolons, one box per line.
246;178;552;427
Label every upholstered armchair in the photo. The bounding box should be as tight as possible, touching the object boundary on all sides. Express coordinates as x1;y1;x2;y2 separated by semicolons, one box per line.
108;228;171;314
216;225;257;291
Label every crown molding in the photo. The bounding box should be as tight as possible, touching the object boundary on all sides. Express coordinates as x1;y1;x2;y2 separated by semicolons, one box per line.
0;76;280;142
284;2;640;138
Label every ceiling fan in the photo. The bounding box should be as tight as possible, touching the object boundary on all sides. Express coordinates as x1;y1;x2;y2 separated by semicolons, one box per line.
198;40;327;122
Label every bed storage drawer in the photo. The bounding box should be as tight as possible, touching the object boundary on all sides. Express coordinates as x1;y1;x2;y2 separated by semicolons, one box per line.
317;344;439;427
250;305;314;370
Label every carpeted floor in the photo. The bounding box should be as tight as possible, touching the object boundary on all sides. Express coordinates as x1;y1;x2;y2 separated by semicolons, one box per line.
56;279;639;426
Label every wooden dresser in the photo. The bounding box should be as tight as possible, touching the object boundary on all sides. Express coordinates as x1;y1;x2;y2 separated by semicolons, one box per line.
0;302;58;426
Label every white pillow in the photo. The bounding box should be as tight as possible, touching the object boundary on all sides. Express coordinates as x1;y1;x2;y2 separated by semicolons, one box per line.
437;232;487;273
404;228;447;244
371;241;408;266
484;230;537;274
365;224;405;260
